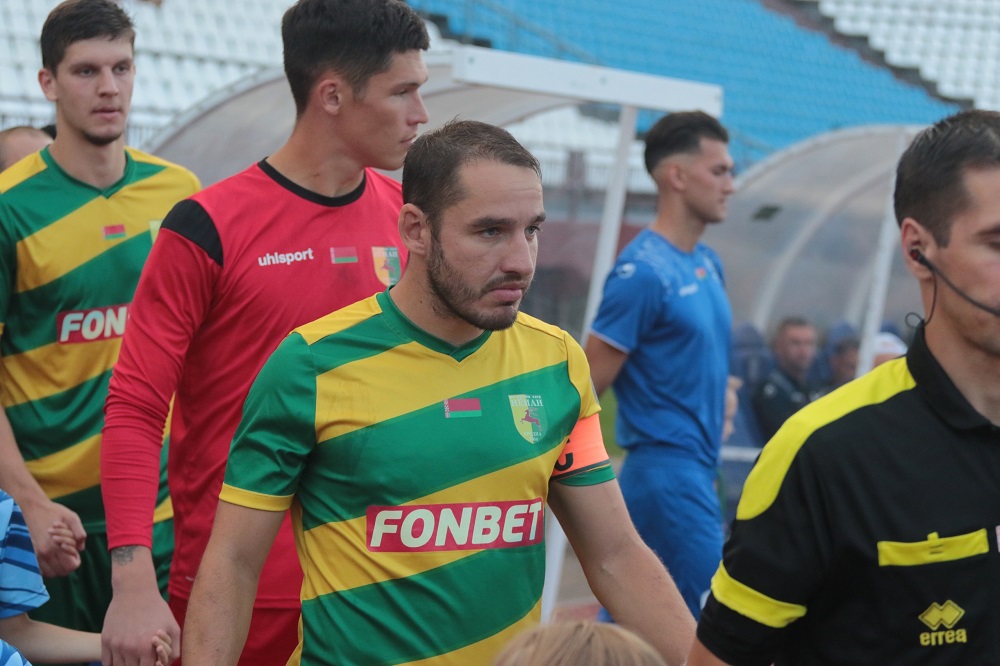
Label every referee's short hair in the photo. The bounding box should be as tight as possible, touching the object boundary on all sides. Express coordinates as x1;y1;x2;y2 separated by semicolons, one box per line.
895;109;1000;246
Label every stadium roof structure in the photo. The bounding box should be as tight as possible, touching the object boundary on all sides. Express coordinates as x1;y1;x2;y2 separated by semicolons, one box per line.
704;123;921;373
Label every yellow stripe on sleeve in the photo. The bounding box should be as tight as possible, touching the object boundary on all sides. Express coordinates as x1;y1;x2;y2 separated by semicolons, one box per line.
219;483;293;512
711;563;807;629
737;358;915;521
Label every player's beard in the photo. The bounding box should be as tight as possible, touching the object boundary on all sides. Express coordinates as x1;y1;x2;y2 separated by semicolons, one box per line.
83;128;124;146
426;237;531;332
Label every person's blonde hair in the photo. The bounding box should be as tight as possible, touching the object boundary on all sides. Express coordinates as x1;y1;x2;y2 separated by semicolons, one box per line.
493;621;666;666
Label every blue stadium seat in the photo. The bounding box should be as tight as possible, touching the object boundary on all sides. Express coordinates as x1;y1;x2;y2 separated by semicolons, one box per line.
407;0;956;167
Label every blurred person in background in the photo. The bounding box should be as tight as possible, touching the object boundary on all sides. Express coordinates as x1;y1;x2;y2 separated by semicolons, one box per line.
0;127;53;172
872;331;908;367
585;111;735;619
824;334;859;392
750;316;822;440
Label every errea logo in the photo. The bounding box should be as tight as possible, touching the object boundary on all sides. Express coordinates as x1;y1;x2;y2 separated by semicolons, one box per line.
57;304;129;343
919;600;967;646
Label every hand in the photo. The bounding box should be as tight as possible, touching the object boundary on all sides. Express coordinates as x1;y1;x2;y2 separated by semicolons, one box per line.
152;630;173;666
102;567;180;666
21;499;85;577
47;520;83;566
721;376;742;442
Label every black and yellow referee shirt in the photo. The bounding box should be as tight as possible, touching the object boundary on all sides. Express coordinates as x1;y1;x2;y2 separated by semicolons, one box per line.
698;326;1000;665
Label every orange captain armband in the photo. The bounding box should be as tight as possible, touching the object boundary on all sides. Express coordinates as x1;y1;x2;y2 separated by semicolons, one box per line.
551;413;614;485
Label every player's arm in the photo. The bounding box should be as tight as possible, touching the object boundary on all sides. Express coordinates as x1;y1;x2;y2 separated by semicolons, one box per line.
548;479;694;665
183;333;313;664
554;334;693;663
102;200;220;666
0;408;86;577
0;206;85;577
0;613;101;663
585;262;661;398
693;427;836;665
182;501;284;665
721;376;742;442
584;335;628;398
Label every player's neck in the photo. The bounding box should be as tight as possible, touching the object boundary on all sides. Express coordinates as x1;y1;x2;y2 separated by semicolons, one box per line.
47;132;126;190
925;320;1000;425
388;275;485;347
649;211;705;254
268;124;365;198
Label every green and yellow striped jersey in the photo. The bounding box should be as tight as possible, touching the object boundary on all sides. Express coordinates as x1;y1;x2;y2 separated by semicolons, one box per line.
222;290;614;665
0;146;199;530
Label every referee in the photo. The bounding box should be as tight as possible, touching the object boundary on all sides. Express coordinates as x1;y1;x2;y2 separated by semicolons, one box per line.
689;109;1000;665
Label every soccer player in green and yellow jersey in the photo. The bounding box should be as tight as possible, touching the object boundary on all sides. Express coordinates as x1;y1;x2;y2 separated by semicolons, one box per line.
183;120;694;665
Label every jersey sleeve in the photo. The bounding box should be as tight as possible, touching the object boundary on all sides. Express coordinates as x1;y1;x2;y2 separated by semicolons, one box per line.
551;333;613;486
220;332;318;511
697;429;833;664
588;260;664;354
101;199;221;550
0;492;49;619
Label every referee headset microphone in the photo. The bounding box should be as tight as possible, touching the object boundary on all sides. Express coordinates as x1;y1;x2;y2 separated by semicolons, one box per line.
909;247;1000;318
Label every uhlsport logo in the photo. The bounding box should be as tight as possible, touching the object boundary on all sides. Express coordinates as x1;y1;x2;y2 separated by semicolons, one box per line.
509;394;546;444
372;246;402;286
257;247;315;267
918;600;967;646
57;304;129;343
367;498;544;552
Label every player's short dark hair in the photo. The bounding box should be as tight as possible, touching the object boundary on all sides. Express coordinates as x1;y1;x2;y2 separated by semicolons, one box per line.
41;0;134;72
895;109;1000;246
281;0;429;116
403;119;541;230
643;111;729;175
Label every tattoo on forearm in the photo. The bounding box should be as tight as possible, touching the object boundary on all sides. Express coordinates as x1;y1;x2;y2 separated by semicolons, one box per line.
111;545;138;565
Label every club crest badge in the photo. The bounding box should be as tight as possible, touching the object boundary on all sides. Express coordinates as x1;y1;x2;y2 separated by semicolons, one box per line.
509;394;547;444
372;247;402;286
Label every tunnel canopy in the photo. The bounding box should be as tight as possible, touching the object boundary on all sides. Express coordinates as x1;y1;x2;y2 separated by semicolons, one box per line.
704;124;922;342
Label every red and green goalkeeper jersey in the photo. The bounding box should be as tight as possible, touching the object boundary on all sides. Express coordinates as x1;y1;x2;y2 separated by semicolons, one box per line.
222;290;615;665
0;147;198;530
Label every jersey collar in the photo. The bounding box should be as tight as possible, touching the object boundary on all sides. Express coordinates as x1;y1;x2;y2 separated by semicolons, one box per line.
907;326;994;431
376;289;492;362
